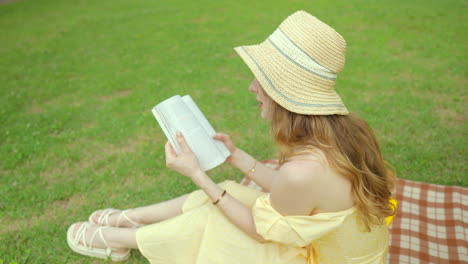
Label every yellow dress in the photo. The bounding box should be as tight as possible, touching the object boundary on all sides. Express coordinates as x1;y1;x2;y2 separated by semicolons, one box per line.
136;180;390;264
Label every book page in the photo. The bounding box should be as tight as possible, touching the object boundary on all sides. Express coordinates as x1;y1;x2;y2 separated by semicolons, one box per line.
152;95;182;153
169;101;225;171
182;95;231;159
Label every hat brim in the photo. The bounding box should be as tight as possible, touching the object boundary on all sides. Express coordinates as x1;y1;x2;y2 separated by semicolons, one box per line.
235;41;348;115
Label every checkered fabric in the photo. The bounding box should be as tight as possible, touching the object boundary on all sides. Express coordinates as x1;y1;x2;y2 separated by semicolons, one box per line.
388;178;468;264
240;161;468;264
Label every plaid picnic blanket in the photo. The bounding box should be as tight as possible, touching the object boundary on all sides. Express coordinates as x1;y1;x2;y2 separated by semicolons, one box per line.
388;178;468;264
240;161;468;264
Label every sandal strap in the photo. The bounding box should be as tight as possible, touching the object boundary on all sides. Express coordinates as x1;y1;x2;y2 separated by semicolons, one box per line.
75;222;89;248
77;223;116;256
68;222;131;261
116;209;141;228
92;226;113;256
96;208;119;226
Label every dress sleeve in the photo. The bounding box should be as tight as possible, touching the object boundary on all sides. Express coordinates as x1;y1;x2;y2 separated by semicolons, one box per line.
252;193;356;247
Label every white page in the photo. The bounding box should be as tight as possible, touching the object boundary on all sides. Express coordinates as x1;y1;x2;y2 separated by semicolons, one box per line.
182;95;230;159
152;95;183;153
169;102;225;171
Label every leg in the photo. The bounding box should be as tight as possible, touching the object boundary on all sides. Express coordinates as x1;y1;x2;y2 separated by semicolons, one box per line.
90;193;190;227
129;193;190;225
104;226;138;249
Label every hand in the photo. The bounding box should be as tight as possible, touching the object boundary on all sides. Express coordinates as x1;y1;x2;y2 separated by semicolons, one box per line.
165;133;203;180
213;132;238;163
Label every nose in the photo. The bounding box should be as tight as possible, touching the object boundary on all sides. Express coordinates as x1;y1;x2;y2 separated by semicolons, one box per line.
248;79;258;93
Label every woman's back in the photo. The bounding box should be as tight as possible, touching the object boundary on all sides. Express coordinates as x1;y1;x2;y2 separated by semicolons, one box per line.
273;151;355;216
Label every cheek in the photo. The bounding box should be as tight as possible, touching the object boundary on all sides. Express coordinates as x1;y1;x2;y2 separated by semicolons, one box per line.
262;101;272;116
259;89;267;100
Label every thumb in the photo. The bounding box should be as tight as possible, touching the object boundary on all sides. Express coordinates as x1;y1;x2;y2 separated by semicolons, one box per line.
214;132;228;141
176;132;191;152
165;141;177;158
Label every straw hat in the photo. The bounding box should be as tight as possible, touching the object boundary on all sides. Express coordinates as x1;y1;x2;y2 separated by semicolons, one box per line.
235;10;348;115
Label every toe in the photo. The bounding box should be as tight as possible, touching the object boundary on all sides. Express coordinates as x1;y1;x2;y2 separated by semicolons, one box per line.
68;221;86;245
90;210;103;224
72;222;83;237
71;222;106;249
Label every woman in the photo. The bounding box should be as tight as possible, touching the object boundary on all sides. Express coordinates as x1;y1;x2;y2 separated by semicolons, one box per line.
67;10;396;263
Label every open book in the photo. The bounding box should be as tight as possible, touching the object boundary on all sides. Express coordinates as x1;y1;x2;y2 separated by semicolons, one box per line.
151;95;231;171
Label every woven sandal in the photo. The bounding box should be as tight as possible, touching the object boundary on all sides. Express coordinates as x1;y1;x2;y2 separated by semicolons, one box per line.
89;208;142;228
67;222;130;262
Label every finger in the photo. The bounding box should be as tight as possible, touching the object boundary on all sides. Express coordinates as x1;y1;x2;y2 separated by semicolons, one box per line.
213;134;223;140
165;141;177;158
217;132;228;137
213;133;228;141
176;132;191;152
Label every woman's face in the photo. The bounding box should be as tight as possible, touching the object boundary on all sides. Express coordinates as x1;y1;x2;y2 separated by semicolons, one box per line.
248;79;271;120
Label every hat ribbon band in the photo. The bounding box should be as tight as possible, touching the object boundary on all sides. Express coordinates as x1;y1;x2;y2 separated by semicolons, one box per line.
240;47;346;109
268;28;337;81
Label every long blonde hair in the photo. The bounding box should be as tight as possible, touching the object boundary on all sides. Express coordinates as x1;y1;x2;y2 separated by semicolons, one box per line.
267;98;396;230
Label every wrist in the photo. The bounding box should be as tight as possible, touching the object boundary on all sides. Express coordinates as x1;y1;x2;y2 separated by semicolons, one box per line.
229;148;245;167
244;160;257;177
228;147;240;163
230;149;257;175
192;169;209;187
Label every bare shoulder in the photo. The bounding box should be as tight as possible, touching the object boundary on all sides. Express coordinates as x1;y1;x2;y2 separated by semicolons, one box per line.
269;154;327;216
278;154;327;185
271;151;354;215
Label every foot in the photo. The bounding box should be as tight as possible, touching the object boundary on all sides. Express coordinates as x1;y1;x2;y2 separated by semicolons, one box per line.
89;208;142;228
67;222;130;261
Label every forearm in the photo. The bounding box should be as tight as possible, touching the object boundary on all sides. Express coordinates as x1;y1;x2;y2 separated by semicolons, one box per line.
193;171;268;243
230;149;278;191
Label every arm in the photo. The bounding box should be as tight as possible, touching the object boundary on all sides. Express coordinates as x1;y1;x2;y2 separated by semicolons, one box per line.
165;133;268;243
193;171;269;243
213;133;279;191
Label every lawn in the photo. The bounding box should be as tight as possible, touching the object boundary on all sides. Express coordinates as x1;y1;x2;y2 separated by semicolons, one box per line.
0;0;466;263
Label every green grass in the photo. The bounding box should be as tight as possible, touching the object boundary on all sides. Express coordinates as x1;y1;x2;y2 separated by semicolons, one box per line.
0;0;466;262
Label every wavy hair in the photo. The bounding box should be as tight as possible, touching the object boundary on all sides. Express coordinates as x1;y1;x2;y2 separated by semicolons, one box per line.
267;98;396;230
